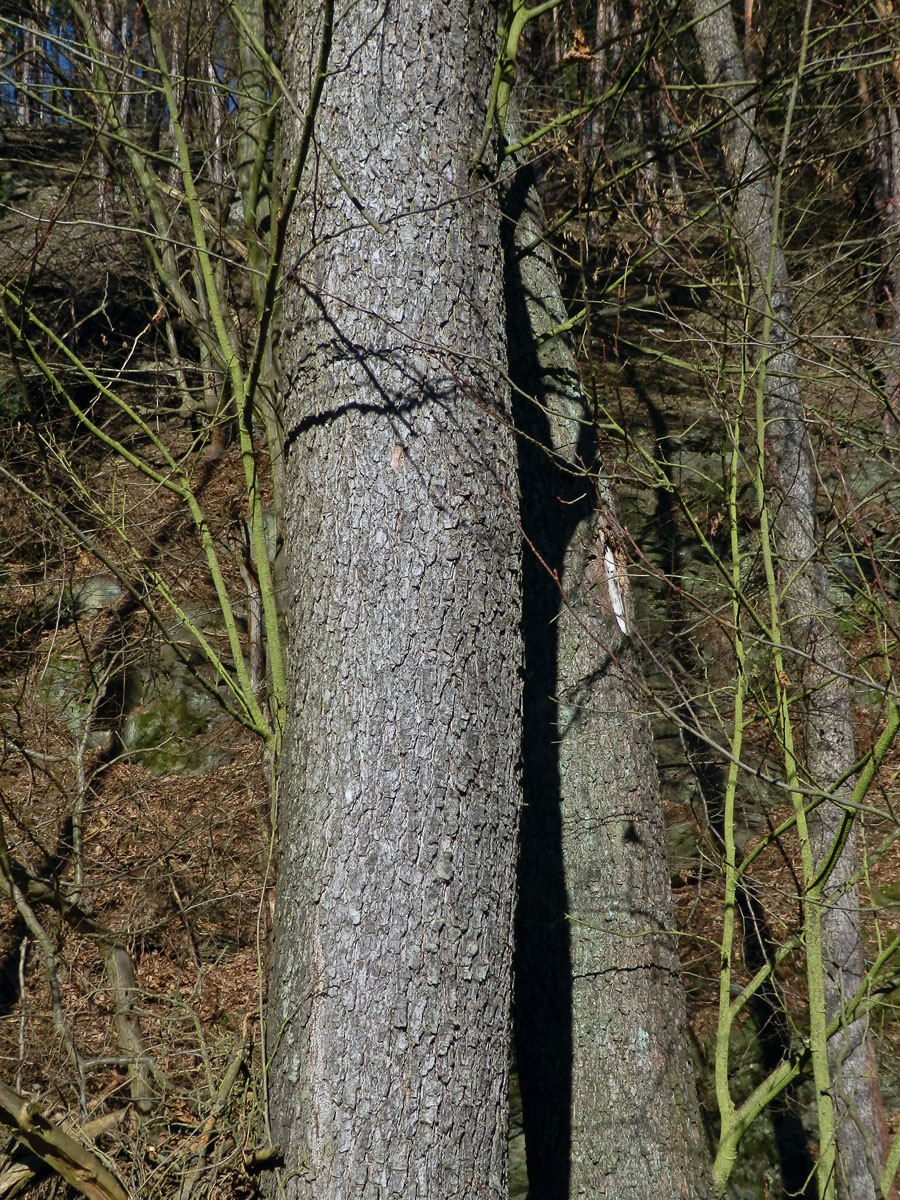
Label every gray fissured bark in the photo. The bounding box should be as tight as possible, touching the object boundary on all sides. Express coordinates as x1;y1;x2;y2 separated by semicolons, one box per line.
690;4;889;1196
503;124;713;1199
267;2;522;1197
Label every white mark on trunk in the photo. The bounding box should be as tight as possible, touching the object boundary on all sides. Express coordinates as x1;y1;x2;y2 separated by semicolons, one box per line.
603;544;628;634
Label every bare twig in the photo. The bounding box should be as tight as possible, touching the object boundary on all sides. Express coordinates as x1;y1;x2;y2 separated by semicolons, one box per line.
177;1018;251;1200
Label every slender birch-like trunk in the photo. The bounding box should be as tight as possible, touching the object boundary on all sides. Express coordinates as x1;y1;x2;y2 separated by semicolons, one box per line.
690;4;890;1196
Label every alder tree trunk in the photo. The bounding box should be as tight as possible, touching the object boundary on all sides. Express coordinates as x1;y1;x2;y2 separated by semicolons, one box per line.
859;57;900;452
503;126;714;1200
691;4;889;1197
267;3;522;1197
878;100;900;447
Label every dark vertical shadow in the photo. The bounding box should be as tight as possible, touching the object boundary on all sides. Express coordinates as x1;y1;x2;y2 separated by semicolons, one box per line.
628;366;815;1200
0;913;28;1016
0;814;75;1015
502;163;595;1200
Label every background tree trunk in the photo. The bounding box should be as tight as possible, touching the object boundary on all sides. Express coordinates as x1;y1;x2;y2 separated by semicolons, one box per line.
266;2;523;1197
503;134;714;1199
690;4;890;1196
858;34;900;452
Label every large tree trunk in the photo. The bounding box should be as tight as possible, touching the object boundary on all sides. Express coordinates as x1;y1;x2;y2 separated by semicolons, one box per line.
503;128;714;1199
690;4;889;1197
266;3;522;1197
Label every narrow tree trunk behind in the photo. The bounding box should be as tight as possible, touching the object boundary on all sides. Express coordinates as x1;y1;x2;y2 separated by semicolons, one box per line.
860;60;900;451
690;5;889;1197
503;130;713;1200
267;4;522;1197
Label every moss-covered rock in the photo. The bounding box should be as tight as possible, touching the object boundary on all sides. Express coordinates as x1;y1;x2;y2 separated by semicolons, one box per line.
119;660;231;775
35;651;110;746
